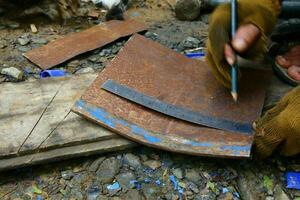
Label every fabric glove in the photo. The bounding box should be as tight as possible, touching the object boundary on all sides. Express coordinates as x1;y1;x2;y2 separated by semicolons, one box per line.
206;0;280;88
254;86;300;158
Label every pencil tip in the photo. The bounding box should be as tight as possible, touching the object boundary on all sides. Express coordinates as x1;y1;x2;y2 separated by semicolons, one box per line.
231;92;238;102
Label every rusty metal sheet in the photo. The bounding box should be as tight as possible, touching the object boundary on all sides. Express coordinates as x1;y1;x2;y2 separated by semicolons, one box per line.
72;34;271;158
23;20;147;70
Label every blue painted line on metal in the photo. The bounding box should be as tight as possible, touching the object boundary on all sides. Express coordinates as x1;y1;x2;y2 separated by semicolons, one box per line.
101;79;253;134
75;99;251;155
75;99;161;144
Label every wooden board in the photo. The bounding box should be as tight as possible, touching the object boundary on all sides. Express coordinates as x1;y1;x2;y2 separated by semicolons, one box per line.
0;74;134;171
73;34;272;158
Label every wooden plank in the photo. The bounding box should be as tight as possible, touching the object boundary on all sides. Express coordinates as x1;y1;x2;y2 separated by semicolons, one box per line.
0;78;63;157
39;112;119;150
0;138;135;171
19;74;98;153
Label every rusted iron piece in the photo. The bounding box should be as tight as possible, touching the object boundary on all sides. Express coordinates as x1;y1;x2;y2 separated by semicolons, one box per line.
72;34;271;158
23;20;147;70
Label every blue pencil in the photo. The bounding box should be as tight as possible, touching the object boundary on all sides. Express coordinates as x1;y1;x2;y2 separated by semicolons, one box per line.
231;0;238;102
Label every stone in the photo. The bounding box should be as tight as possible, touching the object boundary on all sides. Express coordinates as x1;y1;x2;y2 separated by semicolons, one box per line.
18;38;30;46
175;0;201;21
70;188;84;200
18;46;31;52
123;153;142;169
30;24;38;33
172;168;184;179
8;22;20;29
61;170;74;180
88;157;106;172
274;184;290;200
96;157;121;184
237;169;266;200
185;169;201;183
1;67;23;80
32;38;48;44
87;185;101;200
179;36;201;50
187;182;199;193
116;172;137;191
124;189;143;200
142;184;160;200
143;160;161;170
75;67;95;74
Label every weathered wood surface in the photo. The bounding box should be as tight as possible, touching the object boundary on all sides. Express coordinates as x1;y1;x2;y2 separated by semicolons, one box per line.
0;74;134;170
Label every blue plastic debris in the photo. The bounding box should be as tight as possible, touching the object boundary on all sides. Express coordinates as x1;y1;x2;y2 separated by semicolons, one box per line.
185;52;205;59
40;70;66;78
287;172;300;190
222;188;229;193
144;178;151;184
107;182;120;190
36;195;42;200
233;192;240;198
169;175;179;190
129;180;142;190
155;180;161;186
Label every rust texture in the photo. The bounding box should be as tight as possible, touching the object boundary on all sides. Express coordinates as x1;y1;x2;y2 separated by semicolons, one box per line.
23;20;147;70
72;34;271;158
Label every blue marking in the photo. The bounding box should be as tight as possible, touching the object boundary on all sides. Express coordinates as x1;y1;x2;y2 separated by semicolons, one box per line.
185;140;213;147
76;99;251;155
76;100;161;144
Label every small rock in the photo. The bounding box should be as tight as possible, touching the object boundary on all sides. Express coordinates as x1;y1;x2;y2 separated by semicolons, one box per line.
96;157;121;184
144;160;161;170
124;189;143;200
123;153;142;169
75;67;95;74
87;185;101;200
70;188;84;200
8;22;20;29
116;172;136;191
175;0;201;21
185;169;201;183
18;46;31;52
172;168;184;179
61;170;74;180
265;196;274;200
142;184;160;199
187;182;199;193
1;67;23;80
179;36;201;50
18;38;30;46
274;184;290;200
30;24;38;33
32;38;48;44
88;157;106;172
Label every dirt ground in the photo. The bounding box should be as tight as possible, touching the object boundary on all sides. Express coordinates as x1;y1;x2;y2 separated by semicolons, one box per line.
0;1;300;200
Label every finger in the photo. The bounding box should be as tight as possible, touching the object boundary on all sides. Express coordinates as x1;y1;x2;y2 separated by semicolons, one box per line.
287;65;300;82
224;44;236;65
232;24;261;53
276;55;291;69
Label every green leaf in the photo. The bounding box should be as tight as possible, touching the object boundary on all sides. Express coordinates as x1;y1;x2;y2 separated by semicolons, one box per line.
33;185;42;194
207;181;217;193
263;175;274;191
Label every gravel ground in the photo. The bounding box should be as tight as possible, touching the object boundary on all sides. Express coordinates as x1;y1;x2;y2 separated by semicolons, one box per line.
0;1;299;200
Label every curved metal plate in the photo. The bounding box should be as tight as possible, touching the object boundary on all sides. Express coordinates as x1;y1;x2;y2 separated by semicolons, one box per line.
72;34;271;158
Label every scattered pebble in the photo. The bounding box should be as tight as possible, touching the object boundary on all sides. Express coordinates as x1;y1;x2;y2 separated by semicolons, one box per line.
1;67;23;80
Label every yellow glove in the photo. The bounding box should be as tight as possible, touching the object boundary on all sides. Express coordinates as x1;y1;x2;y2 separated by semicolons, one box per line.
254;86;300;158
206;0;280;88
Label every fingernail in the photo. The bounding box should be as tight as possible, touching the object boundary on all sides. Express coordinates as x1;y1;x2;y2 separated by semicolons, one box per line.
233;38;247;51
276;56;287;64
226;56;234;65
